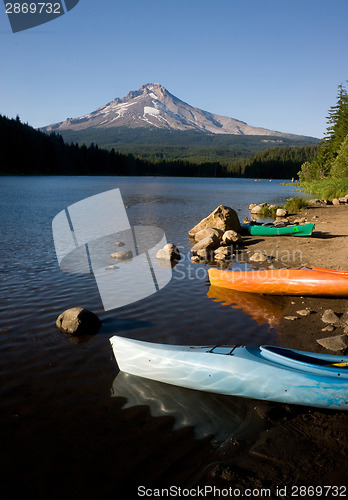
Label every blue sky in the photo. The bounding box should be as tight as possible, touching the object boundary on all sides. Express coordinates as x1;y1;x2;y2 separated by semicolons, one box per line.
1;0;347;138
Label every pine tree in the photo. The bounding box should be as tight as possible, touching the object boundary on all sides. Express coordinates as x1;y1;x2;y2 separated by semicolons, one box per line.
298;82;348;180
331;134;348;178
322;83;348;162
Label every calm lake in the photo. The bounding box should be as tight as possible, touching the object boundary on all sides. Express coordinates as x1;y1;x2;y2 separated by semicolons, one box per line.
0;176;305;497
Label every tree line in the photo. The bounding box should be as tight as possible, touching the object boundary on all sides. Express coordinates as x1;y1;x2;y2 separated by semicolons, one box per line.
0;114;316;178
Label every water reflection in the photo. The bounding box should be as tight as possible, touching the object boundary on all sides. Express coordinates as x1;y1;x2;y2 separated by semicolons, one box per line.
207;285;285;328
111;372;269;442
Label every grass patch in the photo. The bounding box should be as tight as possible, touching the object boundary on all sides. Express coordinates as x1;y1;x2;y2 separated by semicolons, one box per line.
284;197;309;213
300;178;348;200
258;204;280;217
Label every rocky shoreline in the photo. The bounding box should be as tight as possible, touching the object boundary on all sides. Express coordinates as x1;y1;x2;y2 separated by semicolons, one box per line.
186;201;348;356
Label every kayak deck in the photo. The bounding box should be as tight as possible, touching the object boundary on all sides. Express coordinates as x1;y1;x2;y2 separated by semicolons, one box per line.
110;336;348;410
208;267;348;296
242;222;314;236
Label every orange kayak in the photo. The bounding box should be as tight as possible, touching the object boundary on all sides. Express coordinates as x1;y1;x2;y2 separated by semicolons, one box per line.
311;266;348;277
208;267;348;297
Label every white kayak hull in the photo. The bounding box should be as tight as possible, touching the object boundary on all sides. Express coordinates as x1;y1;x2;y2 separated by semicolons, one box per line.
109;336;348;410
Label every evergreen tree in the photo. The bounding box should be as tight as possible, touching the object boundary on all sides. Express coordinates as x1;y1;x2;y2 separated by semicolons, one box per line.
299;82;348;180
331;134;348;178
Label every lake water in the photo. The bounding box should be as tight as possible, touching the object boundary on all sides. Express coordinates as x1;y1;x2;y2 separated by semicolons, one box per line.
0;176;304;497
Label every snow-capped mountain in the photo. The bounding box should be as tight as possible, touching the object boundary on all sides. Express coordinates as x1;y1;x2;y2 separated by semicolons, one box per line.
42;83;284;136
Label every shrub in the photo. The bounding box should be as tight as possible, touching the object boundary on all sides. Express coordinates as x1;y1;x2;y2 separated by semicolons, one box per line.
284;197;309;213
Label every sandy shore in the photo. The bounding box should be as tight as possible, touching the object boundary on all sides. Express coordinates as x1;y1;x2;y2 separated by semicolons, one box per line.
246;204;348;271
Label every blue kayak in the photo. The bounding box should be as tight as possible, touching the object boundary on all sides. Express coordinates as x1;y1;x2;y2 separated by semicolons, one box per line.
110;336;348;410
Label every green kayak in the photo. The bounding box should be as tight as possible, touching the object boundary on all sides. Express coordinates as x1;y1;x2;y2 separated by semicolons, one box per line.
242;222;314;236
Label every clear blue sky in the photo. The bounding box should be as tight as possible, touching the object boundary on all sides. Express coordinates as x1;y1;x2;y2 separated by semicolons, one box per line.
1;0;347;138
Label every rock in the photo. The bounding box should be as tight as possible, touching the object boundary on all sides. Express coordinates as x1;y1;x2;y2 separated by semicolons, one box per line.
317;334;348;352
189;205;242;237
249;252;268;262
250;205;263;214
344;326;348;334
284;316;298;321
222;230;242;245
339;197;347;204
105;265;119;270
340;311;348;327
332;198;340;205
296;309;312;316
321;309;340;324
214;246;232;260
156;243;180;261
110;250;133;261
293;217;307;224
276;208;288;217
273;220;289;227
190;255;200;263
113;241;125;247
196;249;212;260
308;199;328;206
194;227;223;242
322;325;335;332
56;307;101;336
190;234;221;254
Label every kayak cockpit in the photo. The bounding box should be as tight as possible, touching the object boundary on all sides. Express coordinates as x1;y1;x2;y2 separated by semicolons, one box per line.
260;345;348;375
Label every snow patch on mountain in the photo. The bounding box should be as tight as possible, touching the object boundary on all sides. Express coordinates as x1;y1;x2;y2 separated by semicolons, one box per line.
144;106;160;116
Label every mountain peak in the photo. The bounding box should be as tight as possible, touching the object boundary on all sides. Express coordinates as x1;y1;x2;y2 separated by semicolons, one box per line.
42;83;286;137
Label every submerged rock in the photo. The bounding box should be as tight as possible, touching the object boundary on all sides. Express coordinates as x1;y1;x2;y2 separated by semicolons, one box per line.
56;307;101;336
110;250;133;261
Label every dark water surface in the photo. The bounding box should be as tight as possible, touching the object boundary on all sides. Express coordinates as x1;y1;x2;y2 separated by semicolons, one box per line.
0;176;303;498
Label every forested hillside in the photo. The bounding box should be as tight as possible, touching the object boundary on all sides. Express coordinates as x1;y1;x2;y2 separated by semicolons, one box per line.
0;114;317;178
58;126;318;165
